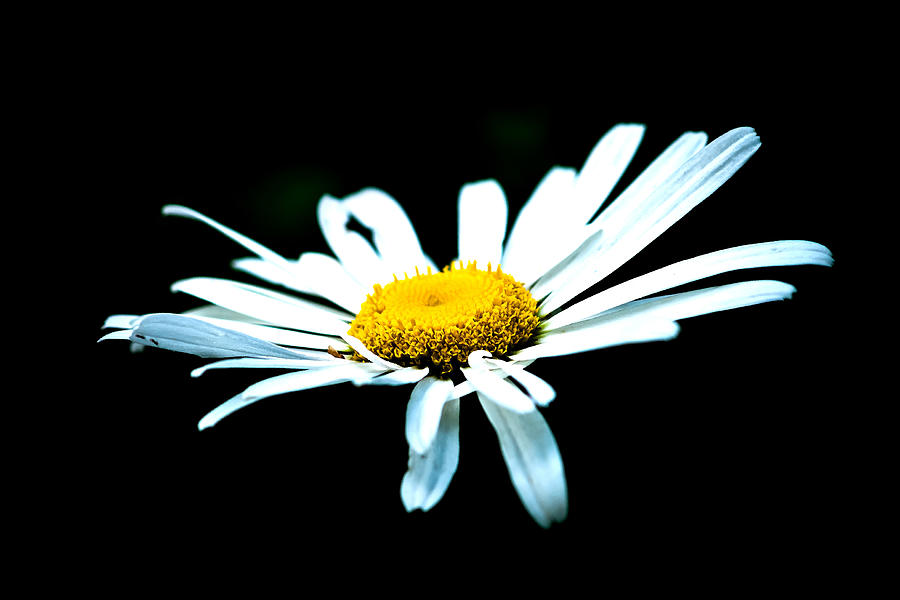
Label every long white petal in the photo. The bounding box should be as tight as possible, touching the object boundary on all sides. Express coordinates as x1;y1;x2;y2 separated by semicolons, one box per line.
544;240;833;329
573;123;645;219
478;393;568;528
197;363;378;430
401;398;460;512
457;179;508;267
190;356;343;377
548;281;799;339
501;167;578;284
104;313;314;359
461;351;535;413
540;127;762;315
162;205;293;269
523;131;708;295
585;131;708;239
363;367;429;386
510;318;680;361
171;277;352;335
405;377;455;454
528;227;607;302
181;313;345;351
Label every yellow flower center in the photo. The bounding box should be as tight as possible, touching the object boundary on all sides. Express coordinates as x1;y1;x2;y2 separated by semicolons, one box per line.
348;262;540;375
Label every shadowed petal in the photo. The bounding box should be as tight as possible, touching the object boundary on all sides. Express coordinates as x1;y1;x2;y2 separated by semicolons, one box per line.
401;398;461;512
478;392;568;527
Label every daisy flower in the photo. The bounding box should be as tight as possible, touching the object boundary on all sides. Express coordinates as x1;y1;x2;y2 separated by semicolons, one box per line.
99;124;832;528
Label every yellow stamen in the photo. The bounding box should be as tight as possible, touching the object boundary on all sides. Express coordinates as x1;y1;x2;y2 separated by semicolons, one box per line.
348;261;539;375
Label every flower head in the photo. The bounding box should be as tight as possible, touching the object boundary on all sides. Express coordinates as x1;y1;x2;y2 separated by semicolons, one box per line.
100;124;832;527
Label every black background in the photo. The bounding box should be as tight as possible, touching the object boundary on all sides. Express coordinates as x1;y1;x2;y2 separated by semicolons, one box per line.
41;39;867;589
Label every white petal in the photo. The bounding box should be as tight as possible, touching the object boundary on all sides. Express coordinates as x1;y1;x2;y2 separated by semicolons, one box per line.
528;227;607;302
183;313;345;351
572;123;645;219
318;194;391;285
540;127;762;315
102;314;140;329
318;189;435;285
483;358;556;406
501;166;578;284
363;367;429;386
543;240;833;329
478;393;568;528
461;351;535;413
98;330;132;342
340;333;408;371
502;124;643;286
585;131;708;239
109;313;313;359
510;317;680;361
171;277;352;335
294;252;368;313
162;205;293;269
190;355;342;377
548;281;799;339
405;377;455;454
457;179;508;268
344;188;437;275
231;254;366;315
198;363;379;430
401;398;460;512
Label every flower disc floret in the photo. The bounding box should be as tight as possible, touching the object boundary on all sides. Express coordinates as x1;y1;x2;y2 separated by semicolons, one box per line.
348;262;540;374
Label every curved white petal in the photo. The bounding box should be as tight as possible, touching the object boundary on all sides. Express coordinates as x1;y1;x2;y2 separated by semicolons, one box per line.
197;362;378;430
478;392;568;528
401;398;460;512
318;194;391;285
543;240;833;329
457;179;508;267
171;277;352;336
318;189;435;285
405;376;455;455
344;188;437;275
461;351;535;413
162;205;293;269
540;127;762;315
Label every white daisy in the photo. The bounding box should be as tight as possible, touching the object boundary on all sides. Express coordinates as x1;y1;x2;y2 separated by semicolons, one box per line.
99;124;832;528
